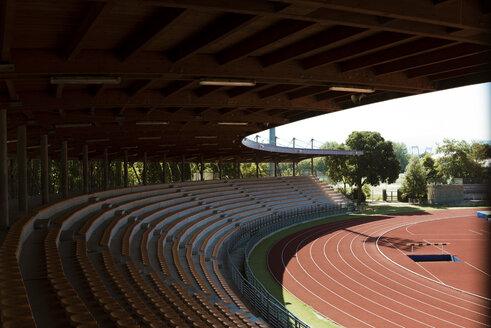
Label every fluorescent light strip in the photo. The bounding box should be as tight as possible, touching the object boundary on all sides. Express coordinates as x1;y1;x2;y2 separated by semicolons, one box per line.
121;146;138;150
329;85;375;93
50;76;121;85
217;122;248;126
199;78;256;87
135;121;169;125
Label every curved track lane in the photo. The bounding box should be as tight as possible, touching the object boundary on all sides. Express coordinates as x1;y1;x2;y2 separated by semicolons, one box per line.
268;209;490;328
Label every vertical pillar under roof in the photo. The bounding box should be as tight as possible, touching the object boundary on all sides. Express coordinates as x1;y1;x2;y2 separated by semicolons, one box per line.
162;153;167;184
200;156;204;181
181;155;185;182
274;160;278;177
218;159;222;180
236;160;240;179
142;152;147;185
255;160;259;178
40;134;49;204
61;140;68;198
311;157;314;176
83;144;89;194
124;150;128;187
0;110;8;227
103;148;109;190
17;125;28;216
292;160;296;177
115;160;122;187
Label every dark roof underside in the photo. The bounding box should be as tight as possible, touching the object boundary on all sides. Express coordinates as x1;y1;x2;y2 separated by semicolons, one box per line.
1;0;490;162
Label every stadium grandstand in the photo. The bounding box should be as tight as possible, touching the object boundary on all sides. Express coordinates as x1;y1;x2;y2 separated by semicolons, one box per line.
1;1;490;327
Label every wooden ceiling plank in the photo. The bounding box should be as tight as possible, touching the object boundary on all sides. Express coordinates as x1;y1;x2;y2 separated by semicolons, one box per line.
5;79;18;100
128;79;154;97
287;86;327;99
167;13;256;62
55;84;64;99
194;85;223;97
162;80;193;97
406;52;491;78
257;84;302;98
119;7;187;61
339;37;456;72
302;31;413;69
374;43;488;75
227;83;267;98
64;2;113;61
428;63;491;81
216;19;315;65
0;0;15;62
288;0;489;33
260;25;366;67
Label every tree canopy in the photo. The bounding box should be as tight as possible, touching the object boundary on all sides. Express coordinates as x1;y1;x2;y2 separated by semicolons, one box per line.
400;156;427;199
325;131;400;204
392;142;411;173
436;139;486;183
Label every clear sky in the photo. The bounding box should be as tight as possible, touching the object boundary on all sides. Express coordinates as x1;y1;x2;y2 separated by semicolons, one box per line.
255;82;490;154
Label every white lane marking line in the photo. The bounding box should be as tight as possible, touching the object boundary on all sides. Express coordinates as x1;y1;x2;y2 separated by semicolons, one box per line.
348;223;482;326
469;229;483;235
389;239;445;284
405;225;414;235
376;216;491;302
276;224;377;327
464;261;491;278
313;230;435;327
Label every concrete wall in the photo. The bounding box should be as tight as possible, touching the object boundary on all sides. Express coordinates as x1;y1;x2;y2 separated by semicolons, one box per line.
427;184;464;204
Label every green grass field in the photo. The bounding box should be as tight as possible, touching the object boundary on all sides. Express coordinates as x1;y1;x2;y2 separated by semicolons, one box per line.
247;204;464;327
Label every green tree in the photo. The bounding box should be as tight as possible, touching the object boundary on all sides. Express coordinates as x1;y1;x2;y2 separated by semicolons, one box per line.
401;156;427;199
420;154;441;184
392;142;410;173
470;142;491;161
325;132;400;204
436;139;484;183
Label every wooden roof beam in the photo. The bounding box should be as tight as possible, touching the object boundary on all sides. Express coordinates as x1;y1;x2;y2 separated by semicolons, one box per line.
64;2;113;61
260;25;366;67
428;64;491;81
128;79;154;97
286;86;328;100
374;43;488;75
166;13;256;63
302;31;413;70
257;84;302;98
339;37;456;72
406;52;491;78
0;0;15;62
227;83;267;98
162;80;193;97
194;85;223;97
5;79;18;100
216;19;314;65
118;7;186;61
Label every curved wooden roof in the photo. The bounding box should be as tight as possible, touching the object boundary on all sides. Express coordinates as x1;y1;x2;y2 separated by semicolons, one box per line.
1;0;490;162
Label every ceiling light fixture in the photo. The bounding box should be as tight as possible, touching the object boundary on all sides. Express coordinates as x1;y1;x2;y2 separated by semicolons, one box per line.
329;85;375;93
217;122;248;126
199;78;256;87
135;121;169;125
56;123;92;128
50;76;121;85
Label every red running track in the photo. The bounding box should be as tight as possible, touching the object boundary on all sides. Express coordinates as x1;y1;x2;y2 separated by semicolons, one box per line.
268;209;490;328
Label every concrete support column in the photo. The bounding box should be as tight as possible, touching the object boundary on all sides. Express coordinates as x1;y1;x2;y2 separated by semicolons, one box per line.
83;144;89;194
162;154;167;184
292;160;296;177
17;125;28;216
142;152;147;185
40;134;49;204
311;157;314;176
103;148;109;190
115;160;121;187
181;155;185;182
0;110;9;227
61;140;68;198
274;160;278;177
255;161;259;178
123;150;128;187
218;160;222;180
200;156;204;181
236;160;240;179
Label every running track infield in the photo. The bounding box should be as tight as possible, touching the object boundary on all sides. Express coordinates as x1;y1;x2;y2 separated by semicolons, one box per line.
268;208;490;327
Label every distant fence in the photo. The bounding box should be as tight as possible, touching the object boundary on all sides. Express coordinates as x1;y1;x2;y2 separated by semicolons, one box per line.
224;202;353;328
